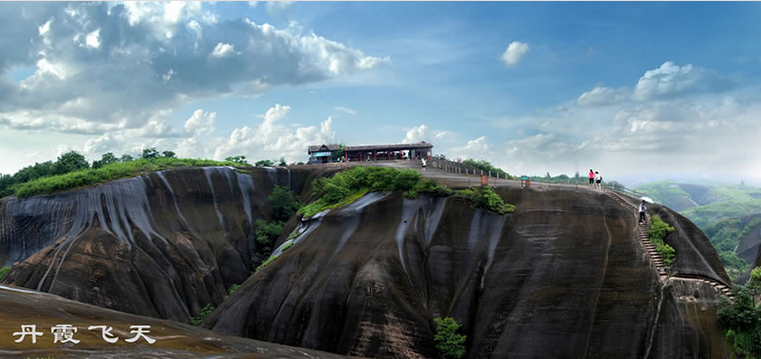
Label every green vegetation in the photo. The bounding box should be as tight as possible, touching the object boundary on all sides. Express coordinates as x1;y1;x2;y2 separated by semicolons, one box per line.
684;201;761;230
189;304;215;326
255;255;279;272
0;266;10;281
297;166;515;219
255;219;283;246
648;215;676;266
433;317;467;359
454;186;516;214
282;242;294;251
717;285;761;358
269;185;300;222
721;251;753;281
287;228;301;240
462;159;515;179
225;155;250;166
227;284;239;295
0;151;240;198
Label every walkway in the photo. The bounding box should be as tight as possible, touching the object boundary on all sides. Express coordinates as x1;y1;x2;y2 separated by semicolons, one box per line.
606;191;733;299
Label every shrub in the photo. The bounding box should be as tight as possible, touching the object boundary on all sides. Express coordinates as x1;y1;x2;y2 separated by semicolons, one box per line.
227;284;239;295
717;285;761;357
189;304;214;326
433;317;467;359
269;185;299;222
0;266;10;281
454;186;515;214
282;242;294;251
648;215;676;267
298;167;514;217
255;219;283;246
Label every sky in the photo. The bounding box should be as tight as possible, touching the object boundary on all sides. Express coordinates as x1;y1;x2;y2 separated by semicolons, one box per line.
1;1;761;186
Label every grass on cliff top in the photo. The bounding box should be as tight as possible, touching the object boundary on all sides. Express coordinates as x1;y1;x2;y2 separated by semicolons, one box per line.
298;166;515;218
10;158;239;198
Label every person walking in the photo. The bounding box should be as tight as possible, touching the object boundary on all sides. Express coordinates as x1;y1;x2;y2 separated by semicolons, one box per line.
589;169;595;186
594;171;602;190
421;158;427;171
639;200;647;224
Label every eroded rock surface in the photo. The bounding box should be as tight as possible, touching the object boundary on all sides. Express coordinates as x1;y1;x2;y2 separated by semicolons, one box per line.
206;186;729;358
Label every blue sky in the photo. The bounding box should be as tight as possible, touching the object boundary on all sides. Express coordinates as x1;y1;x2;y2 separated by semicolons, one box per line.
1;2;761;185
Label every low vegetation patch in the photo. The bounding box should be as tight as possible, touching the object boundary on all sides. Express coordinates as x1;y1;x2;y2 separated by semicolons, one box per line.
281;242;294;251
298;166;515;218
255;255;279;272
0;266;10;281
434;317;467;359
227;284;239;295
6;156;239;198
648;215;676;266
189;304;215;326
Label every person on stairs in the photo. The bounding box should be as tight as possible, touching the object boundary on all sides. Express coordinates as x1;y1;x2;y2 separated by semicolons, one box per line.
639;200;647;224
594;171;602;190
589;169;595;186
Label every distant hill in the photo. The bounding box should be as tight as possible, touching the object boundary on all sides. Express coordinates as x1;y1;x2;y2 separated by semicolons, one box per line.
636;180;761;281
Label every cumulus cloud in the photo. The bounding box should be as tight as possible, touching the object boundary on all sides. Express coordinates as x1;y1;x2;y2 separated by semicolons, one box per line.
210;42;238;58
212;103;337;163
449;136;491;161
0;2;389;137
402;124;427;144
501;41;529;65
184;109;216;136
577;62;730;107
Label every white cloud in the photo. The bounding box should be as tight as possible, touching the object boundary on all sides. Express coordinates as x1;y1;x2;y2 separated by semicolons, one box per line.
334;106;356;115
577;86;629;106
85;28;100;49
633;61;721;101
210;42;238;58
434;130;449;139
402;124;427;144
0;2;389;140
184;109;216;136
83;132;123;157
213;103;336;163
577;62;729;107
501;41;529;65
449;136;491;161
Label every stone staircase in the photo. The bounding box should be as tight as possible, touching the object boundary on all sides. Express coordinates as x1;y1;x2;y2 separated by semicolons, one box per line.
606;190;733;299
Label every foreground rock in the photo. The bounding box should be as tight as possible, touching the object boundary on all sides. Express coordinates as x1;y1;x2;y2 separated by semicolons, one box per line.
0;284;353;358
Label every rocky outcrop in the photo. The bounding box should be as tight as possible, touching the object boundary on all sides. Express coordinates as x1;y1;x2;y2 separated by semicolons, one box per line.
0;166;328;322
0;283;352;358
205;186;729;358
0;165;732;358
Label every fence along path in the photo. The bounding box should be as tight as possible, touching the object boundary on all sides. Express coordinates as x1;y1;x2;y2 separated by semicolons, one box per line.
606;190;733;299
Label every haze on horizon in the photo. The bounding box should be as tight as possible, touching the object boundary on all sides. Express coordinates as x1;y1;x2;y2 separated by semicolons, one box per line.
1;2;761;187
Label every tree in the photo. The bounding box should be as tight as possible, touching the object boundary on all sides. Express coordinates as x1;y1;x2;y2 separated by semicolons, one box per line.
162;150;176;158
54;151;89;175
141;147;159;160
120;154;134;162
269;186;299;222
433;154;448;161
433;317;466;359
255;159;275;167
278;157;287;166
92;152;119;169
255;219;283;246
750;267;761;305
225;155;249;165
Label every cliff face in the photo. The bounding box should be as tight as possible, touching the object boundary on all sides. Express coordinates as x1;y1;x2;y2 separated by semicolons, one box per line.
0;166;731;358
0;166;324;322
205;186;729;359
